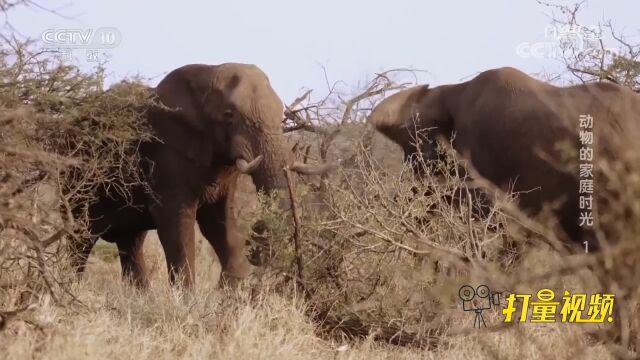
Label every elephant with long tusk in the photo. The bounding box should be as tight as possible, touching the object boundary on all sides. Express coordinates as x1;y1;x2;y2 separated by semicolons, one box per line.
69;63;333;289
235;155;264;174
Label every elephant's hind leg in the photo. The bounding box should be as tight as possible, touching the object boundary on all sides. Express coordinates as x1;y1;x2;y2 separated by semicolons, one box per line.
196;200;254;281
115;231;149;289
69;235;97;278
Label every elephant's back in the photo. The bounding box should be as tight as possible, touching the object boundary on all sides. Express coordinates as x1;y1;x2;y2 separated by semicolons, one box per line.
469;67;554;100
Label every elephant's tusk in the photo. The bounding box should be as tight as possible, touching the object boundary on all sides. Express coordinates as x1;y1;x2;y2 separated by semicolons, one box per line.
236;155;264;174
289;160;339;175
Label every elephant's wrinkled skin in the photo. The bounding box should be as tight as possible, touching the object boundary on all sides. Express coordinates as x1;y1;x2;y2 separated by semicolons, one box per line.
72;63;314;288
369;66;640;250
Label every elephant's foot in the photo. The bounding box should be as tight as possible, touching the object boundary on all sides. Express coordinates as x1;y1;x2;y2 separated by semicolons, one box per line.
218;273;243;289
218;260;257;289
122;272;150;290
225;256;256;278
218;263;290;292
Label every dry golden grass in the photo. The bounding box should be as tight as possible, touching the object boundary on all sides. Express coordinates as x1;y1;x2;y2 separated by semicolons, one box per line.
0;230;618;360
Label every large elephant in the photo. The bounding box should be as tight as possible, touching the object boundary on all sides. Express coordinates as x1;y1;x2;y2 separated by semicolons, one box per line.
368;66;640;251
71;63;326;288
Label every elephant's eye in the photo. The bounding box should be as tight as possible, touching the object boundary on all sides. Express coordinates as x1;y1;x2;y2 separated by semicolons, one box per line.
222;110;234;124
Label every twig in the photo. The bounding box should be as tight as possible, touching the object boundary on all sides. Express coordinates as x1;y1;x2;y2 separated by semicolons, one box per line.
283;167;305;288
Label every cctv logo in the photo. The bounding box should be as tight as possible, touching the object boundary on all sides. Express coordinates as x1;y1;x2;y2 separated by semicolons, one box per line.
41;27;122;49
459;284;502;328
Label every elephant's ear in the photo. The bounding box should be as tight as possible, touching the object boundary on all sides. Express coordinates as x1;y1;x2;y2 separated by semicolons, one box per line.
148;66;214;167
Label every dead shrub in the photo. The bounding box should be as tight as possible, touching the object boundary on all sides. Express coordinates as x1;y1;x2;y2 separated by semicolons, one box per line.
0;32;154;328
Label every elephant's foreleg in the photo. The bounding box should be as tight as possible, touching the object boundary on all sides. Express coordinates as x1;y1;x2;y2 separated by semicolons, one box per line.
115;231;149;289
197;201;254;280
150;202;197;288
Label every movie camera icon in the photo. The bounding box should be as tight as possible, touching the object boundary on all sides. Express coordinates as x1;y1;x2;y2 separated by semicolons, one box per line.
459;285;501;328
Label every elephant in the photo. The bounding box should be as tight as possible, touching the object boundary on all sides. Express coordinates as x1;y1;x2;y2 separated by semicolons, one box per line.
70;63;329;289
368;66;640;251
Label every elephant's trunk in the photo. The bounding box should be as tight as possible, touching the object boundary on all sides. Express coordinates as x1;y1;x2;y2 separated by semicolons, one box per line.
245;133;293;268
248;134;292;212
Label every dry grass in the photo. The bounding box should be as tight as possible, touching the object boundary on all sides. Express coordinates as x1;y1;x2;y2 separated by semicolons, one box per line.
0;230;618;360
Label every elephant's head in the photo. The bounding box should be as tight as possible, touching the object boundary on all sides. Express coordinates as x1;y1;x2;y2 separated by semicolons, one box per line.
368;84;454;176
151;63;330;205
